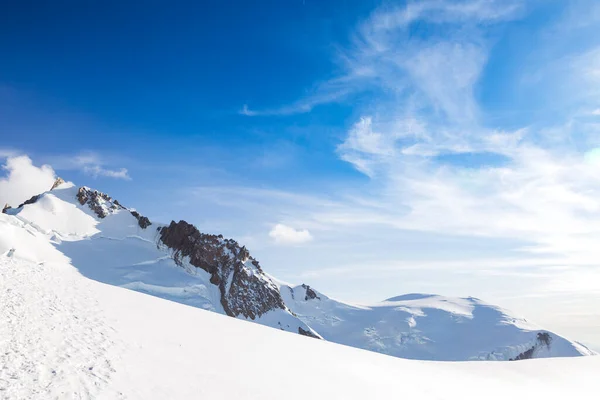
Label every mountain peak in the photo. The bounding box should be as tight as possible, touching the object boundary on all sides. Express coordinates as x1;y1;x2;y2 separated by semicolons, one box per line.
50;177;66;191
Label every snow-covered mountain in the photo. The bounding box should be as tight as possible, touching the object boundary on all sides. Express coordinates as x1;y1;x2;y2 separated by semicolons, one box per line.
2;241;598;399
1;179;594;362
279;284;592;360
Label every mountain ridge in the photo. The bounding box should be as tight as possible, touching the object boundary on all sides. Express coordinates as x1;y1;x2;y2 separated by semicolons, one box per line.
0;178;594;360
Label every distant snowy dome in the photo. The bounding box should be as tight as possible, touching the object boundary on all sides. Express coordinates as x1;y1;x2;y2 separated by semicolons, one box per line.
384;293;436;302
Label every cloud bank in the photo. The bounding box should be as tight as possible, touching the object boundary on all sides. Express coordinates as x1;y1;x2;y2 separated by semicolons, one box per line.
0;156;56;208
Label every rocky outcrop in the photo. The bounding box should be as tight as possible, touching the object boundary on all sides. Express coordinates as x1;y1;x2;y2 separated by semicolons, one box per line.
511;346;536;361
75;187;151;229
159;220;288;320
130;211;151;229
50;177;65;191
537;332;552;347
298;326;320;339
510;332;553;361
76;187;123;219
17;195;40;209
302;284;320;301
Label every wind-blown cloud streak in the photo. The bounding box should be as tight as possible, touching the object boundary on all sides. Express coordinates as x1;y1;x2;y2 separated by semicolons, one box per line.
44;152;132;180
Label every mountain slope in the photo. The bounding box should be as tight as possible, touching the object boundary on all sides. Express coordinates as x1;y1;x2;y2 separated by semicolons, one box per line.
1;180;594;361
278;284;592;360
1;243;599;399
3;183;318;339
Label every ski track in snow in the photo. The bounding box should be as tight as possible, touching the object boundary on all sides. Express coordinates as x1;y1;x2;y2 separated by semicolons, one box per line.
0;257;123;400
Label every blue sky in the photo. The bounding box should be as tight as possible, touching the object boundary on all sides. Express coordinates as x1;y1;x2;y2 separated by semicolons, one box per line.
2;0;600;348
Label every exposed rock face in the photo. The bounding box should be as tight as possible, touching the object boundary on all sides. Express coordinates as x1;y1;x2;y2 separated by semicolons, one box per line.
298;326;320;339
159;220;287;319
76;187;151;228
50;177;65;191
302;284;320;301
130;211;151;229
511;346;536;361
76;187;123;219
2;204;11;214
17;195;40;209
537;332;552;347
510;332;553;361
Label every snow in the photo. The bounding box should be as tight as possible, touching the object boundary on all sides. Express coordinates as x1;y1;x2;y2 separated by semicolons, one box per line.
1;183;595;364
4;185;314;337
1;182;599;398
278;284;594;361
1;253;599;399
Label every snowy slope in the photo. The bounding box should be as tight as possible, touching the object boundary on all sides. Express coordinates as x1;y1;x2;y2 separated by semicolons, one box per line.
1;180;594;362
3;183;317;339
279;284;593;360
1;247;599;399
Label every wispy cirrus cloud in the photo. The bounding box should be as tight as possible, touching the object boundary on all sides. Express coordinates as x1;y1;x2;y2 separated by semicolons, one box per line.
82;164;131;180
182;1;600;349
46;152;132;180
240;80;353;116
242;0;524;119
206;1;600;263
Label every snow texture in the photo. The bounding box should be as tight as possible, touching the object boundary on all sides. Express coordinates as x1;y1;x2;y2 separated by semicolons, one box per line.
1;248;599;399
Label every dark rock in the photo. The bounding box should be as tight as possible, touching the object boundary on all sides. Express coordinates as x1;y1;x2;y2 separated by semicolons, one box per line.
159;220;287;320
76;187;123;219
302;284;320;301
537;332;552;348
17;195;40;209
130;210;152;229
510;333;553;361
510;346;536;361
298;326;320;339
50;177;65;191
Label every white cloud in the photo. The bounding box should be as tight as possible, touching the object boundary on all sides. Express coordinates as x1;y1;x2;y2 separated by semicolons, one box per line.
268;224;313;245
0;155;56;208
240;82;353;116
239;104;258;116
83;165;131;180
184;1;600;349
47;152;132;180
365;0;523;30
246;1;523;119
0;148;19;158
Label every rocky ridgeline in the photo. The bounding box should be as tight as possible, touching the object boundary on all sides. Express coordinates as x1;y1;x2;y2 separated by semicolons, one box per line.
302;284;320;301
73;187;314;336
76;187;151;229
159;220;288;320
2;178;66;214
76;187;121;218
